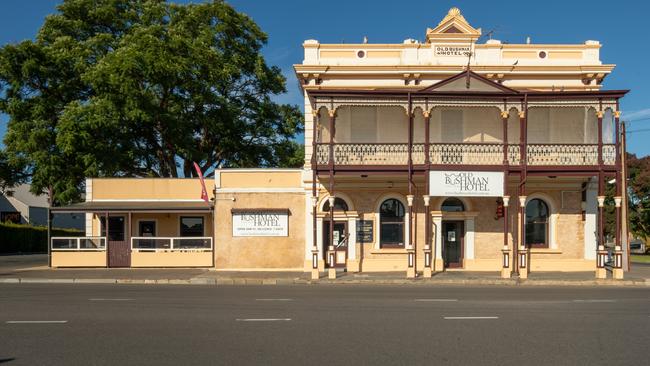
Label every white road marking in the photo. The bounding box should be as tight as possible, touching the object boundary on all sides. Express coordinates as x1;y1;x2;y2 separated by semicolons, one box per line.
6;320;68;324
444;316;499;320
255;299;293;301
236;318;292;322
573;299;617;303
415;299;458;302
89;298;134;301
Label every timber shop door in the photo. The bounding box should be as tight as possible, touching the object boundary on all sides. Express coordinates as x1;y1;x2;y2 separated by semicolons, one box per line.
103;215;130;267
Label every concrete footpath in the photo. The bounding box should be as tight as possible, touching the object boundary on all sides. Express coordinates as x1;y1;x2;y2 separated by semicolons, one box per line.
1;254;650;286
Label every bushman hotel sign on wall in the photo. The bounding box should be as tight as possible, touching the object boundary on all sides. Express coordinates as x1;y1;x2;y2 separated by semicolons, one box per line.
232;210;289;237
429;171;504;197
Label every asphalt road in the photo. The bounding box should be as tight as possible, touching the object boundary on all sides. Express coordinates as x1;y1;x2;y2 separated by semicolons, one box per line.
0;284;648;366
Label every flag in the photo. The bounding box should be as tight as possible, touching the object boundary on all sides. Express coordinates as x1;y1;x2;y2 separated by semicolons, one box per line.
193;162;209;203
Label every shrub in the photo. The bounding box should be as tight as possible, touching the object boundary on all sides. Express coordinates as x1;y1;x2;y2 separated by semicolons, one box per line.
0;222;83;254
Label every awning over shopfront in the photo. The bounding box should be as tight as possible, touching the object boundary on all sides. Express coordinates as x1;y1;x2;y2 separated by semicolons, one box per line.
50;201;213;213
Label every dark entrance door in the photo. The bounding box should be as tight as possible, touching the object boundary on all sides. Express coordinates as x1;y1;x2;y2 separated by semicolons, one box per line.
442;221;464;268
323;221;348;268
102;215;129;267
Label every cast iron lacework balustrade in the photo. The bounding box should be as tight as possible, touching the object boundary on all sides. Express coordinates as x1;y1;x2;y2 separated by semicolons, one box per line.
332;143;414;165
429;143;504;165
602;144;616;165
508;145;521;165
316;144;330;165
315;143;615;167
526;144;599;166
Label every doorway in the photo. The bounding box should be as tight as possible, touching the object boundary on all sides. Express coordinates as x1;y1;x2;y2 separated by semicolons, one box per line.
102;215;129;268
442;221;464;268
323;221;348;268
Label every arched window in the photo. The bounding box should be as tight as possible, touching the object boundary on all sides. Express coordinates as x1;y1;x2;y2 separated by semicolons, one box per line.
441;197;465;212
526;198;549;248
379;199;405;248
322;197;349;212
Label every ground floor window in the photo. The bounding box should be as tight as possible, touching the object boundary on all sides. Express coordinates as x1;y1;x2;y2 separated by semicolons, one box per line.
180;216;204;237
525;198;549;248
379;198;405;248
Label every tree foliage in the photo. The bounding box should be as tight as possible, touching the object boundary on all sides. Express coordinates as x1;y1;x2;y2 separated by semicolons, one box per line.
0;0;303;204
626;153;650;239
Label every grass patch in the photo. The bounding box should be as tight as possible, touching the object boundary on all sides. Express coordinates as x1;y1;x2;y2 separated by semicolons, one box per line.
631;254;650;264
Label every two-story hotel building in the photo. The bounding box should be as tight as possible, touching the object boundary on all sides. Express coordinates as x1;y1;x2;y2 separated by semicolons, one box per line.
50;8;628;280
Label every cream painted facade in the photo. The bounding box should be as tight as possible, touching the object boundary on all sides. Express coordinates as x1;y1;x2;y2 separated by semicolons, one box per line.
50;7;627;280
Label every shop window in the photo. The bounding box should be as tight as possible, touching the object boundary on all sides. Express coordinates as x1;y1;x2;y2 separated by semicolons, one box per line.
441;197;465;212
379;199;405;248
525;199;549;248
322;197;349;212
180;216;204;237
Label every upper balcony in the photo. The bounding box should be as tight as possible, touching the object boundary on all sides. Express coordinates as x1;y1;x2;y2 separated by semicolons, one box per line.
311;104;620;171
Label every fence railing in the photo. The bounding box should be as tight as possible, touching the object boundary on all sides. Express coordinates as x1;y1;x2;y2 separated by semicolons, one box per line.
51;237;106;251
131;237;213;251
315;143;617;167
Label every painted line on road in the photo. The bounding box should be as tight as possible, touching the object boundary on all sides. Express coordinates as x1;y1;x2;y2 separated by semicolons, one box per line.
236;318;292;322
89;298;134;301
415;299;458;302
255;299;293;301
6;320;68;324
573;300;617;303
444;316;498;320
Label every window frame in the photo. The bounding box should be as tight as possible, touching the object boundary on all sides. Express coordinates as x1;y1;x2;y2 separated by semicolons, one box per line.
179;216;205;238
379;198;406;248
525;198;550;248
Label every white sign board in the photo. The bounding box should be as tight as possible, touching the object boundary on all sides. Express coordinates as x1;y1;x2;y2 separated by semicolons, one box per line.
232;211;288;237
429;171;504;197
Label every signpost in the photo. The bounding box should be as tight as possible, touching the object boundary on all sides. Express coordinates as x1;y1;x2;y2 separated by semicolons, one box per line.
356;220;374;243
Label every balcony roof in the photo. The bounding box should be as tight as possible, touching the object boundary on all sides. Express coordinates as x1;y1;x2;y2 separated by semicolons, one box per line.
50;201;213;213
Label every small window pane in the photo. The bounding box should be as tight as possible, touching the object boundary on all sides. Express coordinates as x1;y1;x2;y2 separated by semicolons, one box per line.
180;217;204;237
323;198;349;212
441;198;464;212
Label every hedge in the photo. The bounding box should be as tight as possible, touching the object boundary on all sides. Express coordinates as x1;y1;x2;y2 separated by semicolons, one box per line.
0;222;84;254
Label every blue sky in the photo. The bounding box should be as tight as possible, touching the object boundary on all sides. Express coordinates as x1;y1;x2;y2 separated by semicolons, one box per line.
1;0;649;156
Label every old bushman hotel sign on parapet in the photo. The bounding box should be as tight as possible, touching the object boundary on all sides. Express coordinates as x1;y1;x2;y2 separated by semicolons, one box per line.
429;171;504;197
232;210;289;237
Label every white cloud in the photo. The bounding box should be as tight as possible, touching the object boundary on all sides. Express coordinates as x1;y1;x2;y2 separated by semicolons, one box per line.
622;108;650;121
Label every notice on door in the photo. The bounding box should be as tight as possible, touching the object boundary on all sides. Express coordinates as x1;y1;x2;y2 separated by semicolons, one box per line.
429;171;504;197
232;211;289;237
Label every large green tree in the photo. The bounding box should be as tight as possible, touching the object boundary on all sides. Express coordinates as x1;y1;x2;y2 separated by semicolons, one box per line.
0;0;303;204
626;153;650;239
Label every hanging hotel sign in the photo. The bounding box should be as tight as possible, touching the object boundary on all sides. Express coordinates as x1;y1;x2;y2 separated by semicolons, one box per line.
434;45;471;57
232;209;289;237
429;171;504;197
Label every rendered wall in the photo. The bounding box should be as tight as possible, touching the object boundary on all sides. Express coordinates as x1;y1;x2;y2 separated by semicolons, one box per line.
91;178;215;201
214;191;305;270
131;251;212;267
51;252;106;267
